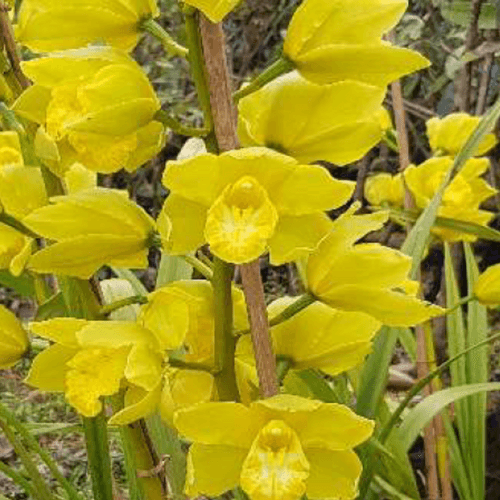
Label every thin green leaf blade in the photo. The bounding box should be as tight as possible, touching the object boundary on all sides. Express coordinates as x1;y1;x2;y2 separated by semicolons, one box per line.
146;414;186;499
0;270;35;297
444;243;469;442
398;383;500;452
464;243;488;500
357;326;398;418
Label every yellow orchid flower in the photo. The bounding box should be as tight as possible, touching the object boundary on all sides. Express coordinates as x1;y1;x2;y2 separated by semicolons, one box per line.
12;46;165;174
0;305;29;369
184;0;241;22
0;166;48;221
161;147;354;264
238;71;387;165
63;163;97;193
235;297;381;403
16;0;159;53
175;394;374;500
23;188;159;279
283;0;429;86
236;297;380;379
0;131;24;167
111;280;248;425
474;263;500;306
404;157;497;242
364;172;405;207
0;146;47;276
426;113;497;157
304;205;444;326
26;318;163;417
0;224;33;277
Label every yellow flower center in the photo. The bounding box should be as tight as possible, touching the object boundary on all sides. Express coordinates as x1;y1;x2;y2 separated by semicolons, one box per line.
46;84;84;140
0;146;23;166
65;347;129;417
204;176;278;264
240;420;310;500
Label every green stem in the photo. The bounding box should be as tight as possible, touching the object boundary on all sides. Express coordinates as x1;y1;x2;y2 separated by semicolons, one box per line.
0;402;82;500
232;57;294;102
0;50;22;98
184;9;217;152
82;415;114;500
269;293;316;327
154;109;209;137
276;356;294;383
181;254;213;280
237;293;316;335
168;358;216;373
0;102;38;165
445;294;477;313
212;257;240;401
99;295;148;316
0;212;39;238
140;17;188;58
0;458;39;498
0;420;53;500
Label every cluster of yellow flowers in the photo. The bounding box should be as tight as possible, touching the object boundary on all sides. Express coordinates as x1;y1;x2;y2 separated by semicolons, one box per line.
365;113;498;242
3;1;499;500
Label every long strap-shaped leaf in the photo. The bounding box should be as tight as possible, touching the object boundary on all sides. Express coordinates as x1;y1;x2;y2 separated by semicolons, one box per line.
397;382;500;452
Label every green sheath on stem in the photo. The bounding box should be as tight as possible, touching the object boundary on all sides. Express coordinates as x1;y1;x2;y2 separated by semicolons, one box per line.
213;257;240;401
83;415;114;500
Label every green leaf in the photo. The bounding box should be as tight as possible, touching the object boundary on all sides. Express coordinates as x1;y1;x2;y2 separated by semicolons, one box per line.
58;277;101;319
388;207;500;242
36;292;67;320
146;414;186;499
26;422;82;436
0;270;35;297
292;369;339;403
373;474;419;500
356;326;398;418
112;268;148;296
439;1;498;29
464;243;488;500
156;253;193;287
397;327;417;363
444;243;469;438
100;278;140;321
363;432;421;499
397;383;500;452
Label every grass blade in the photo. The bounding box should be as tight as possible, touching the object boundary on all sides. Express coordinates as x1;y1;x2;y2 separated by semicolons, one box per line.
356;326;398;418
464;243;488;500
397;382;500;452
